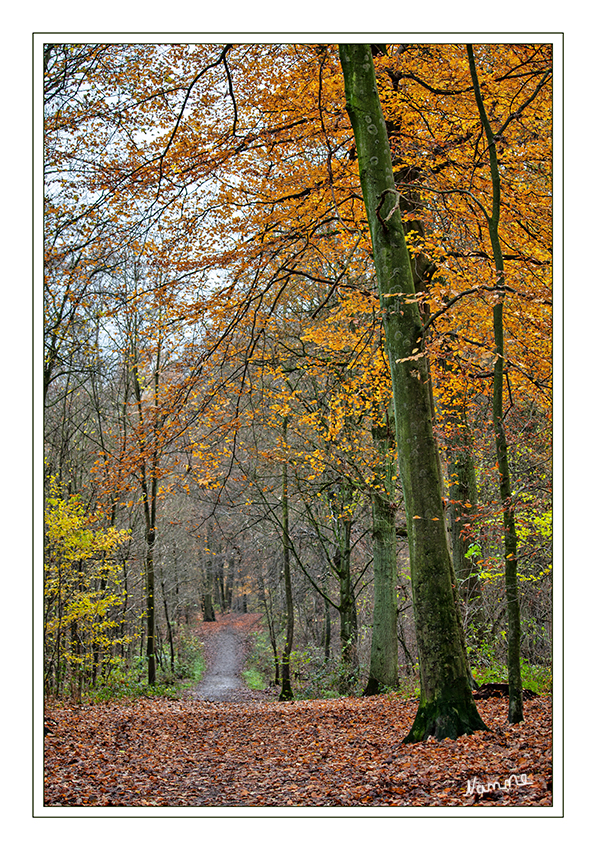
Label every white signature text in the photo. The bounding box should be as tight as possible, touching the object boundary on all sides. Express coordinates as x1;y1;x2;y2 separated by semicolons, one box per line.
465;773;532;796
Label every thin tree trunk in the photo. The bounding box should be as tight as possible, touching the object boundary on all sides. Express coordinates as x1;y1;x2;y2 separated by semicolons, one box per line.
131;314;159;687
159;563;175;672
468;44;523;723
324;586;331;661
144;511;157;686
336;523;358;693
279;419;294;701
238;558;248;613
202;592;216;622
225;556;235;613
365;410;399;695
340;44;487;741
259;567;280;685
201;530;216;621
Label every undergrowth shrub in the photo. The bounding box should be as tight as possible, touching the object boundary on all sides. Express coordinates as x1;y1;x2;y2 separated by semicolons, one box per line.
471;658;552;693
82;632;206;703
242;630;274;691
466;630;552;693
290;646;362;700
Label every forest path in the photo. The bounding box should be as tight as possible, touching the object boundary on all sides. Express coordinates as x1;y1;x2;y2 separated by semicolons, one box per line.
192;612;275;703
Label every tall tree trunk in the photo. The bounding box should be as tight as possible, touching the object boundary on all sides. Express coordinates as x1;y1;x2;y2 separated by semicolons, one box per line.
214;551;225;613
279;420;294;701
159;562;175;672
327;480;359;693
387;65;484;680
225;556;235;613
364;410;399;695
323;580;331;662
119;557;129;659
130;311;159;688
201;527;216;621
144;498;157;686
144;518;157;686
340;44;487;741
336;520;358;693
202;591;216;622
394;153;485;644
259;567;280;685
468;44;523;723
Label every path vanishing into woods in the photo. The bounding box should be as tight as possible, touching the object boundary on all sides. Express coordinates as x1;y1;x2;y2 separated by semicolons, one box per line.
193;612;276;703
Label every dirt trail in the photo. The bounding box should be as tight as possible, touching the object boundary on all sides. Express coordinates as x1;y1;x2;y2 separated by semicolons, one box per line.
193;612;275;703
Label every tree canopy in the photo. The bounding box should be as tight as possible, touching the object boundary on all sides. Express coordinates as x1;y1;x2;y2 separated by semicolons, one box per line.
42;41;553;742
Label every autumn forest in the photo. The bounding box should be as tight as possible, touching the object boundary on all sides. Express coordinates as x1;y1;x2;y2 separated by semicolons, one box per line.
42;40;554;807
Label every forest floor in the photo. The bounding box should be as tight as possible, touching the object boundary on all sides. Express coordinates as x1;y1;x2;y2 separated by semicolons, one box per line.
44;613;553;809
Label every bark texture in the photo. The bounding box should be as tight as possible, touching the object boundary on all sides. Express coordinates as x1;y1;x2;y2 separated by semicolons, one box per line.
340;44;487;741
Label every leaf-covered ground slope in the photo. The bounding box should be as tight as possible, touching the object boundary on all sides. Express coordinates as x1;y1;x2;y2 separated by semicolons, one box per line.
44;693;552;808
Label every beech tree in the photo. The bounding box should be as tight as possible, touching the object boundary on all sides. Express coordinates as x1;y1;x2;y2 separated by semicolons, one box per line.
340;43;487;741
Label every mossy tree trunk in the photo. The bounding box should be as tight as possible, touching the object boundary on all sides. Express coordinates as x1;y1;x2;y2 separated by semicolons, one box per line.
340;44;487;741
386;80;485;654
467;44;523;724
